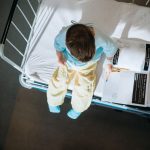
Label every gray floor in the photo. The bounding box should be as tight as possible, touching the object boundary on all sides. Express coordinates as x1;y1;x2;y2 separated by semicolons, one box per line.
0;0;150;150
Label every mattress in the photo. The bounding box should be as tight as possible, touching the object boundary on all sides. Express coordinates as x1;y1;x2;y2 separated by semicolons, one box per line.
24;0;150;97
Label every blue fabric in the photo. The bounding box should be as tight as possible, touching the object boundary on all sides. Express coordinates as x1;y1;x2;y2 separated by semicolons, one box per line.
54;26;118;67
49;105;61;113
67;109;81;119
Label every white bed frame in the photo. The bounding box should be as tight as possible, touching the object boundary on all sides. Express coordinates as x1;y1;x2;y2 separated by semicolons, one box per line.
0;0;150;118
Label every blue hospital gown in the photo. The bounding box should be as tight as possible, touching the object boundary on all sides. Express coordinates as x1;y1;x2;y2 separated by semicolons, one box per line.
54;26;118;67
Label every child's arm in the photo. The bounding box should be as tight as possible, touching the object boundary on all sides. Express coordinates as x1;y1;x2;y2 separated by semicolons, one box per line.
105;57;113;81
102;38;118;80
102;37;118;72
56;51;66;65
54;27;67;65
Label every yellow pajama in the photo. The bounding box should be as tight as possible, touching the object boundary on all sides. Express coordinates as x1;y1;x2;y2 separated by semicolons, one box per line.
47;62;97;113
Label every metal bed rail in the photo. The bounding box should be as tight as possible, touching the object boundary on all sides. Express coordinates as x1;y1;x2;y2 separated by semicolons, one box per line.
0;0;41;74
18;74;150;118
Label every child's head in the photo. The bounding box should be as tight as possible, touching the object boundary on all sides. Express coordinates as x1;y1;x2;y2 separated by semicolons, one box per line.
66;24;95;62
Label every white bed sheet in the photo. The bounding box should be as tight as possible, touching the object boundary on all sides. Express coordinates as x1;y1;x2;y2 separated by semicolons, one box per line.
24;0;150;97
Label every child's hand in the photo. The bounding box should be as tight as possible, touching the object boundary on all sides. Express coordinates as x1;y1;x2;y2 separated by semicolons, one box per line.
105;64;113;81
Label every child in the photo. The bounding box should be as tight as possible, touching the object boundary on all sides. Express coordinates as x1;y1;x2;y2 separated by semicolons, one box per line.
47;24;118;119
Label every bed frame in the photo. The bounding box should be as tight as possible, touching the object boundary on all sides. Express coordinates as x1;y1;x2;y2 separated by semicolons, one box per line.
0;0;150;118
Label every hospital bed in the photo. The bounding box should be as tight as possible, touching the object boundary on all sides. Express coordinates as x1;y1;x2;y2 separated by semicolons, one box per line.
0;0;150;118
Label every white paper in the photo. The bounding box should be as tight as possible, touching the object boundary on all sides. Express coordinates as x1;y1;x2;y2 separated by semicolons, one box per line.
102;71;135;104
115;40;146;71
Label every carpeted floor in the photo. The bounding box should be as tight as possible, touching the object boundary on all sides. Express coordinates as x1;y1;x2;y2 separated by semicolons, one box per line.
3;88;150;150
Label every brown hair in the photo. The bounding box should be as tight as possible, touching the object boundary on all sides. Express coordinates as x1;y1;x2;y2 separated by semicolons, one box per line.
66;24;95;62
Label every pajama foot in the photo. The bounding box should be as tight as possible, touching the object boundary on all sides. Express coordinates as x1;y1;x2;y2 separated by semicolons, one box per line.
67;109;81;119
48;105;61;113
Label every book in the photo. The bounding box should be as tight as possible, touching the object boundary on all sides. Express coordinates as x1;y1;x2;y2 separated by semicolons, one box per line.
101;39;150;107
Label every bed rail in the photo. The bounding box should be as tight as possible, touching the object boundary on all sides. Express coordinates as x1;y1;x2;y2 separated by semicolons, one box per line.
0;0;41;73
0;0;22;72
0;0;18;44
